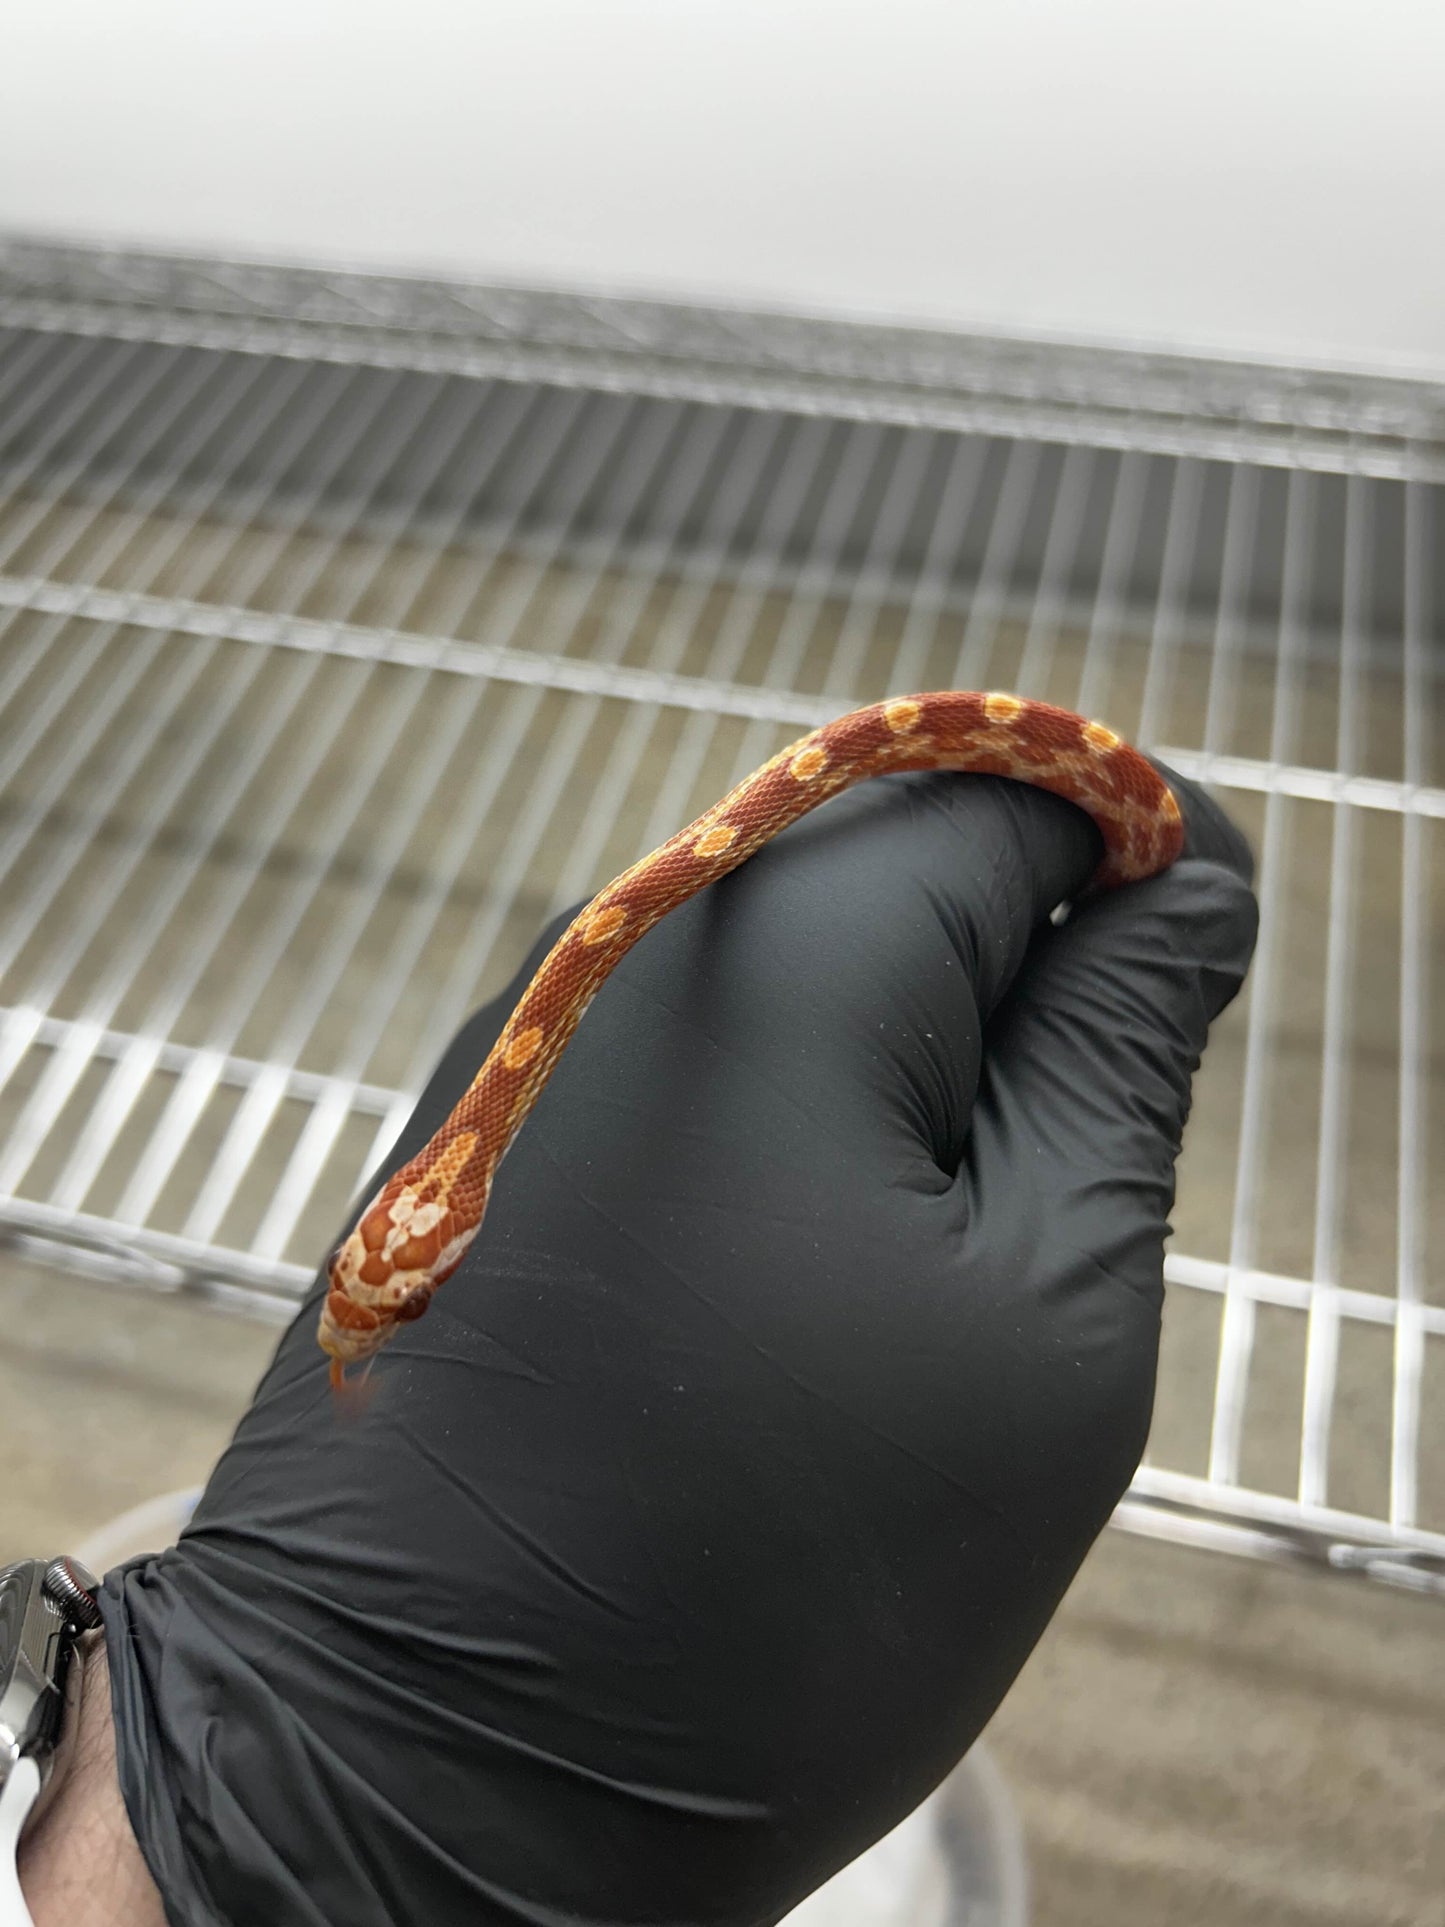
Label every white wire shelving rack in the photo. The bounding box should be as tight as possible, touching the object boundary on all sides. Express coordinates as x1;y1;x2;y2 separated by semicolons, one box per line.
0;240;1440;1596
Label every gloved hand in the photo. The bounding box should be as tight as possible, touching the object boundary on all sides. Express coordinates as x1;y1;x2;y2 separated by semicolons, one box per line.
99;763;1256;1927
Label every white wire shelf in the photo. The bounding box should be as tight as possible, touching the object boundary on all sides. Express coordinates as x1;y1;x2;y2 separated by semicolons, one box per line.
0;246;1440;1595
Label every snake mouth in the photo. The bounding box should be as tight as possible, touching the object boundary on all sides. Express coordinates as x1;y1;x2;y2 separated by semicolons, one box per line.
317;1297;393;1412
316;1296;391;1365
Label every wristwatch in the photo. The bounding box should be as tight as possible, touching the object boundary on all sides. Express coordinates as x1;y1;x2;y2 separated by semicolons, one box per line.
0;1557;104;1927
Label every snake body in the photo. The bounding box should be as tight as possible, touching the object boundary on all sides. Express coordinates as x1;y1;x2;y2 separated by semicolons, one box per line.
318;692;1182;1386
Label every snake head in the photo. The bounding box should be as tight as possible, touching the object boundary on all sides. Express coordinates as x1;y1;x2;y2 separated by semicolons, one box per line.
316;1272;439;1409
317;1264;394;1416
316;1177;476;1395
314;1204;412;1381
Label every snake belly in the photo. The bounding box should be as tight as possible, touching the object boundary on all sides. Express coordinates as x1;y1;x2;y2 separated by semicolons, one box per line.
318;691;1183;1386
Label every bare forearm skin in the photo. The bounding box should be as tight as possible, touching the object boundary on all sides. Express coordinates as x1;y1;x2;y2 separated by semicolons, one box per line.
17;1639;169;1927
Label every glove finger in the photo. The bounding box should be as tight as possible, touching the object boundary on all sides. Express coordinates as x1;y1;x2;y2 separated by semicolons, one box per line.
959;857;1259;1299
902;858;1259;1523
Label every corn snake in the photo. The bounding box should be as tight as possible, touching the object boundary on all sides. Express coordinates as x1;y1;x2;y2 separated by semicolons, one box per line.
318;691;1183;1390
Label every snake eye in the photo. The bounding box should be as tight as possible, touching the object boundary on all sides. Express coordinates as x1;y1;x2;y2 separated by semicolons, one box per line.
395;1284;434;1323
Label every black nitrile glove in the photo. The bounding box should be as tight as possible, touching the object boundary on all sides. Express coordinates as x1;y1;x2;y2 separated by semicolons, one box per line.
99;764;1257;1927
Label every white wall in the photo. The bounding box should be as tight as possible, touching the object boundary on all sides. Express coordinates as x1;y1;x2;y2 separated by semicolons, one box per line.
5;1;1442;374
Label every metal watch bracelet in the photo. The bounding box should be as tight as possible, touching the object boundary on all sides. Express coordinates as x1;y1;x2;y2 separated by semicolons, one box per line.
0;1558;104;1927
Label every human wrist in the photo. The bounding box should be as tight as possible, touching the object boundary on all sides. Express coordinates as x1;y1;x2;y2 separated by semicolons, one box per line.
16;1638;168;1927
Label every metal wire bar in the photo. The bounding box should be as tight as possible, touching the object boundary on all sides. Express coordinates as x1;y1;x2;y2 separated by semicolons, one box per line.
1393;471;1432;1528
879;436;990;696
1298;471;1367;1507
1013;445;1095;701
1164;1252;1445;1338
1121;1466;1445;1595
812;427;944;701
715;422;905;791
0;342;218;590
0;332;96;456
1199;465;1263;762
2;1006;403;1119
814;444;965;726
0;1191;314;1308
1141;746;1445;819
1074;450;1151;722
1135;459;1204;753
0;578;840;729
1198;464;1269;1487
0;336;151;531
1209;468;1313;1488
950;439;1042;689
